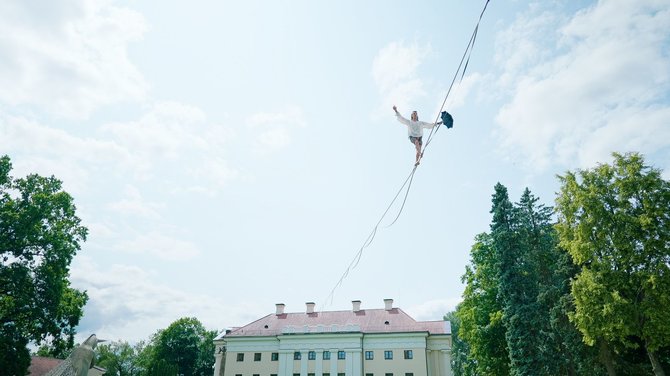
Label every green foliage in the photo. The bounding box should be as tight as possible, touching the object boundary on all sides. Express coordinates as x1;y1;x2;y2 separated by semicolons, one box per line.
94;318;217;376
0;155;88;373
97;340;146;376
147;359;178;376
445;311;476;376
149;317;216;376
556;152;670;375
0;322;30;376
457;183;606;376
491;184;544;376
457;233;510;376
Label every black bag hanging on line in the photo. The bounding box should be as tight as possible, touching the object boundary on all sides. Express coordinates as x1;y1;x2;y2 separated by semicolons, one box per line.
441;111;454;129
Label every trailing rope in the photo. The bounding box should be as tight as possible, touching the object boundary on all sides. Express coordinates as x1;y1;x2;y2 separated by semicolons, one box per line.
384;0;491;229
320;0;492;310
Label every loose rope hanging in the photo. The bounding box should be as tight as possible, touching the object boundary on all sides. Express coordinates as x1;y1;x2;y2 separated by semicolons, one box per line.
321;0;492;310
384;0;491;229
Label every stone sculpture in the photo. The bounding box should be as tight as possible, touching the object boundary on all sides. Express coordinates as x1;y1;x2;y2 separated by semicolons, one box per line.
44;334;105;376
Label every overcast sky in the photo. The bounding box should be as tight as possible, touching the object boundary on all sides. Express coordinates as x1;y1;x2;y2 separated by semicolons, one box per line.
2;0;669;343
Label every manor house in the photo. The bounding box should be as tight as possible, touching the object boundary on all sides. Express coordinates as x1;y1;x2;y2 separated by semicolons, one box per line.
213;299;452;376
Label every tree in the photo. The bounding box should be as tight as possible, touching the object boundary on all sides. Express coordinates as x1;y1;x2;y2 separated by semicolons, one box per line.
149;317;216;376
96;341;144;376
445;311;476;376
515;188;603;375
556;152;670;376
457;233;510;376
0;155;88;374
490;184;547;376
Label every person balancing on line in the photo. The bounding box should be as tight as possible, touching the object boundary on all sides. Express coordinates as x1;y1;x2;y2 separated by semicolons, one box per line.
393;105;442;166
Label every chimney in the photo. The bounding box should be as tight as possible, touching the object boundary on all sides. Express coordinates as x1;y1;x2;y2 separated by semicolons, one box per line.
306;302;316;314
352;300;362;312
384;298;394;311
276;303;285;315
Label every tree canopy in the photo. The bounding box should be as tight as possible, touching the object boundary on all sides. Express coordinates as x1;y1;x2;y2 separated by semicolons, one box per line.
556;152;670;376
0;155;88;374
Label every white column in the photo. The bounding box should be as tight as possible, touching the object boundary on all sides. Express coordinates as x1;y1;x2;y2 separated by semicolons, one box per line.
213;353;223;376
345;351;353;376
279;351;291;376
426;350;434;376
301;351;308;376
350;350;362;376
315;351;323;376
441;350;451;376
330;349;338;376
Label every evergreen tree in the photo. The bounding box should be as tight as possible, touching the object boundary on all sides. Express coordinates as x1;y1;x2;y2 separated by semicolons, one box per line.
516;188;603;375
491;183;543;376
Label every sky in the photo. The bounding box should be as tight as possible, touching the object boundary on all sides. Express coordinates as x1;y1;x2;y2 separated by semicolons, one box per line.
1;0;669;344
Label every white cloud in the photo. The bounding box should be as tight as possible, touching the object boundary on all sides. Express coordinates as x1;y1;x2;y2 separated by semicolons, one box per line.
372;41;432;117
246;106;306;155
102;102;208;162
106;185;165;220
406;297;461;321
1;100;240;200
0;0;148;118
101;101;239;189
0;113;131;194
445;72;483;111
114;231;201;261
493;0;670;171
71;257;263;342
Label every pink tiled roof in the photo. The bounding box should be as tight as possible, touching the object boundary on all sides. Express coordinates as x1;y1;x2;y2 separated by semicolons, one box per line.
223;308;449;338
29;356;62;375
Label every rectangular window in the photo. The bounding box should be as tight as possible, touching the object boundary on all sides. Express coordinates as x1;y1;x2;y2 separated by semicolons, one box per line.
338;373;345;376
405;373;414;376
366;374;374;376
385;373;393;376
253;374;259;376
323;374;330;376
404;350;413;359
365;351;374;360
254;352;262;361
308;374;315;376
337;350;346;360
384;350;393;360
294;351;301;360
294;374;300;376
323;351;331;360
308;351;316;360
236;353;244;362
271;352;279;361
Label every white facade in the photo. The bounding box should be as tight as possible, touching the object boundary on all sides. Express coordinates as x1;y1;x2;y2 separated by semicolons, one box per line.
213;301;452;376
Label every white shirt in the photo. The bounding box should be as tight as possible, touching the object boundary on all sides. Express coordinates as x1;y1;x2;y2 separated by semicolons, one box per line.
395;113;437;137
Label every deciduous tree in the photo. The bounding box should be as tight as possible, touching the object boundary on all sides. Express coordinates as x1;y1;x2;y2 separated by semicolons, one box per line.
149;317;216;376
0;155;88;373
556;152;670;376
96;340;144;376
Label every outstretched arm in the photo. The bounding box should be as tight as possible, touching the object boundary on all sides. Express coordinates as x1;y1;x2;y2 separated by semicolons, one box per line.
393;105;410;126
420;120;443;129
